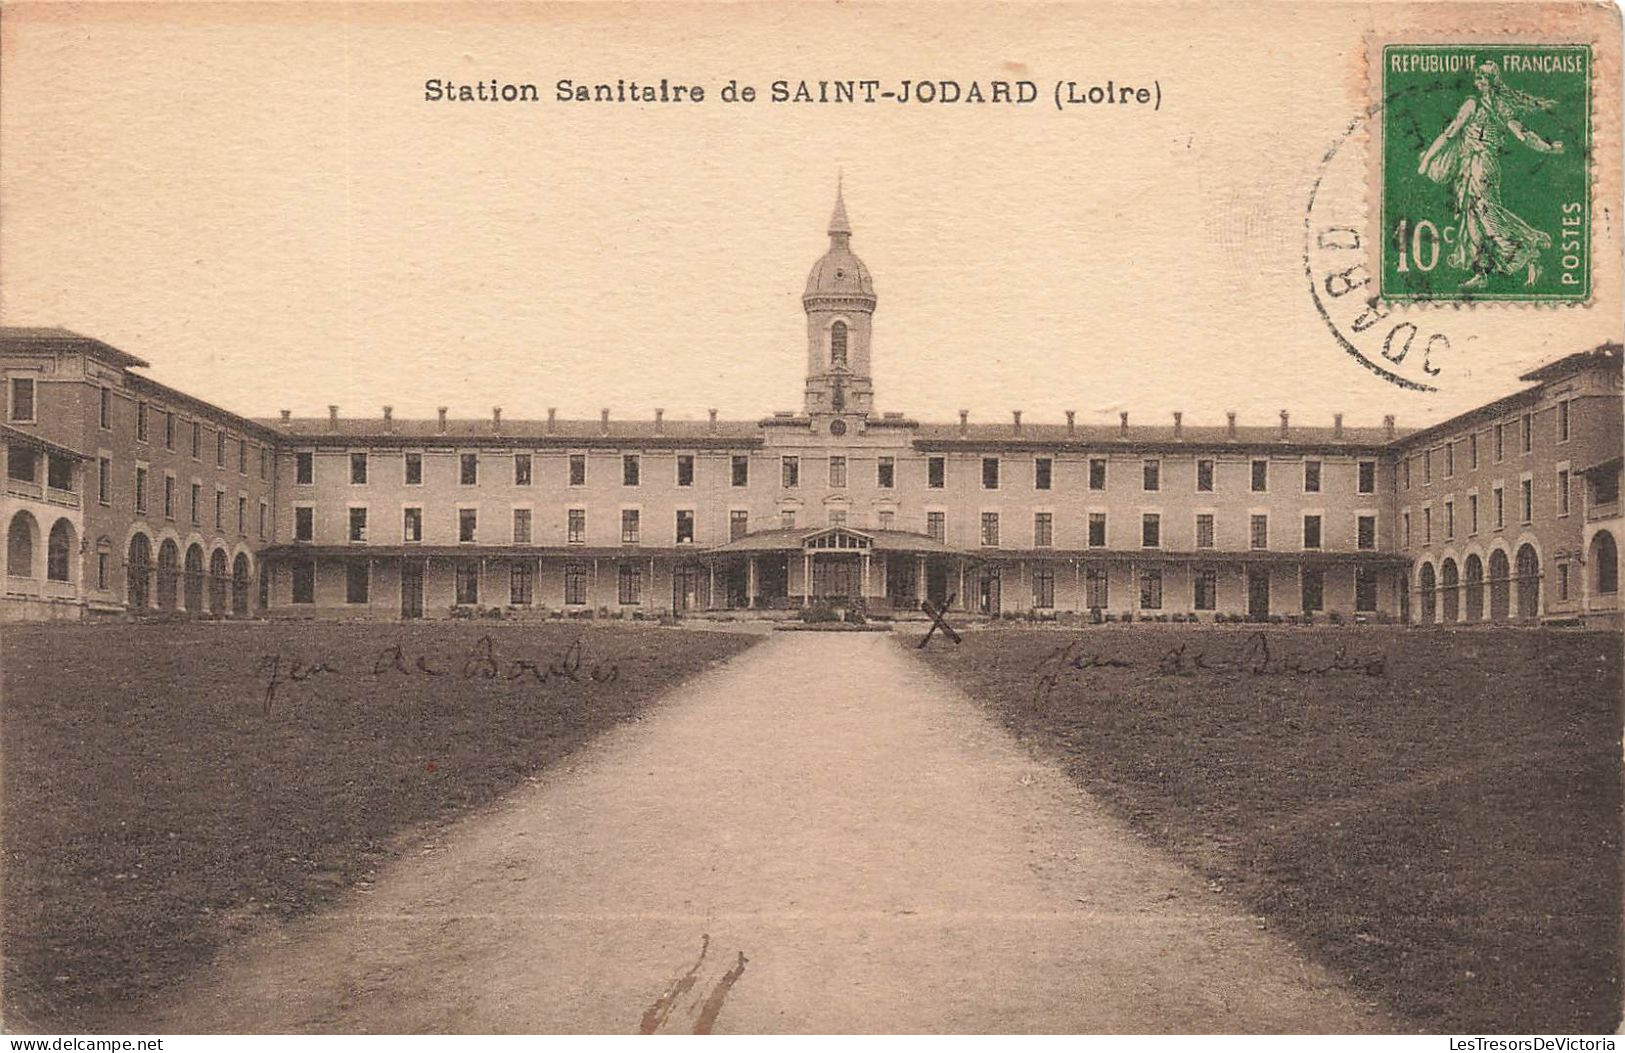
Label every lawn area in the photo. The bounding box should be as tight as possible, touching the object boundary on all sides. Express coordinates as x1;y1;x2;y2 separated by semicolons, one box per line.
912;625;1622;1034
1;621;757;1031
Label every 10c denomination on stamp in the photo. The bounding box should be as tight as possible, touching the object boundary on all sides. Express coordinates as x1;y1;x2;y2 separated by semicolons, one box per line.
1380;43;1590;303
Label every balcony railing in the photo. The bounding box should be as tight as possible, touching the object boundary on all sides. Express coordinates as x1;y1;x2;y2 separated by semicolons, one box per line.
1587;500;1620;522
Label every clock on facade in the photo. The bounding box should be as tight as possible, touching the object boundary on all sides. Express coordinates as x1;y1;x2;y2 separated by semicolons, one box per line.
828;419;847;436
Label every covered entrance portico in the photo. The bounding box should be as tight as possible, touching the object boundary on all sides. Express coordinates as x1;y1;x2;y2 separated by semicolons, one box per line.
703;526;958;611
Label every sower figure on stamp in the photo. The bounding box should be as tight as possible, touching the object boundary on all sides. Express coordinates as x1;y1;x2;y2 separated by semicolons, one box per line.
1418;60;1565;288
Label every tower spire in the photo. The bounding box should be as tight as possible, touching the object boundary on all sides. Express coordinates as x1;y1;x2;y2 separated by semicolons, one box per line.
828;174;851;240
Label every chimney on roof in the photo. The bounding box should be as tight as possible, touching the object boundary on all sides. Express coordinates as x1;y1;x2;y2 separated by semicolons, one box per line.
1173;411;1184;439
437;407;448;433
1226;411;1237;439
547;408;556;434
1279;410;1290;438
1333;412;1344;439
279;409;290;424
1119;411;1129;437
1383;414;1396;439
491;407;501;433
958;410;969;437
383;406;393;433
708;408;718;435
1065;410;1076;437
328;405;339;430
600;408;610;436
654;408;664;435
1012;410;1022;435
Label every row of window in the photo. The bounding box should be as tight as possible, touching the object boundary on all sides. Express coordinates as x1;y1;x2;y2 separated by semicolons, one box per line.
64;384;273;478
1019;564;1379;612
293;559;639;607
4;445;77;492
1402;469;1574;546
1402;401;1575;491
293;449;1382;496
118;462;267;538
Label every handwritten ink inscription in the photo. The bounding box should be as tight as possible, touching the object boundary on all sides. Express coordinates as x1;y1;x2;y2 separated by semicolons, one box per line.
255;636;619;716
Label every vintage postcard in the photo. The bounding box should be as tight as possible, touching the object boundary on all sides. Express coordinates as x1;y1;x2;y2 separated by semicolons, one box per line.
0;0;1620;1039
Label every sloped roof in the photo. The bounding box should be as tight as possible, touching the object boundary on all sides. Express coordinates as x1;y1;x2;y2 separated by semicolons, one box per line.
0;326;149;369
261;416;765;444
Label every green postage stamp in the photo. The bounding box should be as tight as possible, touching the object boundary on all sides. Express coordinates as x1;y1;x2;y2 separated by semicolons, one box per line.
1380;43;1590;302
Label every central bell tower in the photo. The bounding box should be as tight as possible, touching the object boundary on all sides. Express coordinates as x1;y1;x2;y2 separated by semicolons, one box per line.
802;183;876;422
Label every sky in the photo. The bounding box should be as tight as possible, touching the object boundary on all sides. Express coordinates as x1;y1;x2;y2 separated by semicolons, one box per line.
1;1;1617;430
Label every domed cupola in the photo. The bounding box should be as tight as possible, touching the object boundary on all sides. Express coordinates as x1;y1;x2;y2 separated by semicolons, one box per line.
802;181;877;420
803;186;877;310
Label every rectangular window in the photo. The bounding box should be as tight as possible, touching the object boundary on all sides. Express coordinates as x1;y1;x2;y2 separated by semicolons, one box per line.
1495;423;1506;462
216;432;226;468
980;512;1000;547
291;560;315;604
295;451;314;485
618;563;642;605
622;454;640;487
1403;459;1411;490
676;509;695;544
1034;457;1052;491
1558;400;1572;443
97;457;110;504
350;452;368;484
1089;458;1107;490
1521;413;1533;454
829;456;847;487
164;412;175;450
513;508;532;544
730;510;749;541
1355;567;1378;612
1469;494;1479;534
238;439;247;475
237;496;246;535
1088;513;1107;547
259;447;267;480
404;507;422;542
1558;468;1571;515
1444;500;1454;539
621;509;641;544
1403;509;1411;547
878;510;894;529
1304;460;1322;493
564;565;588;605
1470;433;1479;469
1034;512;1053;547
731;455;749;486
214;489;225;531
514;453;532;486
1249;514;1268;550
1032;568;1055;609
1424;506;1433;543
676;454;694;487
458;508;477;543
568;508;585;544
928;457;945;489
1494;486;1505;529
190;422;200;459
459;453;478;485
1302;514;1322;549
1194;569;1217;611
569;454;586;486
1359;460;1376;495
1141;513;1161;548
134;466;147;513
1251;459;1268;492
135;400;148;440
878;456;896;489
1423;449;1433;485
97;551;108;590
1445;443;1455;478
163;475;175;519
294;506;313;541
1143;459;1160;492
982;457;1000;490
1521;478;1534;523
1139;569;1163;610
511;562;534;606
190;482;201;524
1558;563;1571;601
455;562;479;606
780;510;796;530
827;510;846;527
259;500;267;540
1196;513;1215;548
1196;459;1214;492
781;456;800;488
404;452;422;485
1357;514;1377;550
99;387;111;429
346;562;370;604
1085;566;1109;608
1301;568;1325;612
926;511;946;542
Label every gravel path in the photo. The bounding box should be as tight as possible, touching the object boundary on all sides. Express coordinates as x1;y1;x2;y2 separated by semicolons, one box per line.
155;632;1387;1033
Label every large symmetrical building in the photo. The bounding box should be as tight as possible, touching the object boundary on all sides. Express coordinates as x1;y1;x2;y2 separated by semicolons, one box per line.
3;192;1621;624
